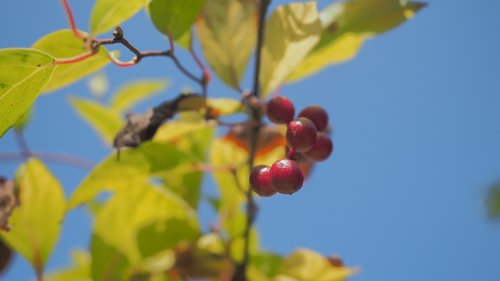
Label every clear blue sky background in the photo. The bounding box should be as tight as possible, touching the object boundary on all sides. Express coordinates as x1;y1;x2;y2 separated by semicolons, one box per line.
1;0;500;280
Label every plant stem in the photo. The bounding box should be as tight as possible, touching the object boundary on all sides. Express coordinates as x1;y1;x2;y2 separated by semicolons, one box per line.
232;1;271;280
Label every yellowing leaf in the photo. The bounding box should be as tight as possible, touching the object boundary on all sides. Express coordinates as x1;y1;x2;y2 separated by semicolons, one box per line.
196;0;256;89
67;143;190;210
90;0;148;35
259;2;322;97
207;97;242;116
69;96;124;144
111;79;169;113
0;49;55;137
288;0;426;81
93;184;199;263
148;0;205;40
46;250;91;281
32;30;111;93
0;159;65;273
279;249;355;281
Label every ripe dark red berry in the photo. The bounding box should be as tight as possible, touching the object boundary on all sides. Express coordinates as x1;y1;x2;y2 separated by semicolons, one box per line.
266;96;295;124
286;117;317;152
249;165;276;197
304;132;333;161
298;106;329;131
270;159;304;194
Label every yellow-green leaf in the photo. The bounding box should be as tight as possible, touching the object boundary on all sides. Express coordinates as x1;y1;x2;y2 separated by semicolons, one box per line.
33;29;111;93
0;48;55;137
196;0;256;89
69;96;124;144
111;79;169;113
46;250;91;281
90;0;148;35
288;0;426;82
67;143;190;210
148;0;205;40
176;30;192;49
259;2;322;97
207;97;242;116
0;159;65;273
93;184;199;263
279;249;355;281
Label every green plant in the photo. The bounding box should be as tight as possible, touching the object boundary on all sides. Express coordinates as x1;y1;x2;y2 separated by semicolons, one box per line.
0;0;425;280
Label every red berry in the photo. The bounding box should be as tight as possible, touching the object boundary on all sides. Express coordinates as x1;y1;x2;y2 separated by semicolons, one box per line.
286;117;317;152
266;96;295;124
304;132;333;161
249;165;276;197
298;106;329;131
270;159;304;194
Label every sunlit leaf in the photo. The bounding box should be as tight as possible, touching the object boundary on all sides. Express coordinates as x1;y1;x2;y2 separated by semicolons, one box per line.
288;0;426;81
93;184;199;264
0;48;55;137
278;249;355;281
0;159;65;274
253;252;284;278
196;0;256;89
207;98;242;116
67;143;190;209
259;2;322;97
69;96;124;144
148;0;205;40
90;0;148;35
155;120;214;208
111;79;169;113
46;250;91;281
32;29;110;93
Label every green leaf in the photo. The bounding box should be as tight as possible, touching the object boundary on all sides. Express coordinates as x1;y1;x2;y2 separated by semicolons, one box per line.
0;49;55;137
0;159;65;274
111;79;169;113
69;96;124;144
288;0;426;82
90;234;129;281
46;250;91;281
259;2;322;97
176;30;192;49
253;252;284;278
207;97;243;116
67;142;190;210
155;120;214;208
196;0;256;89
148;0;205;40
32;29;111;93
14;105;33;131
93;184;199;264
90;0;148;35
278;249;355;281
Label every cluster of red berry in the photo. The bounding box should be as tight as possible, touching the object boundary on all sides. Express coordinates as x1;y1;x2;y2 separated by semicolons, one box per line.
250;96;334;196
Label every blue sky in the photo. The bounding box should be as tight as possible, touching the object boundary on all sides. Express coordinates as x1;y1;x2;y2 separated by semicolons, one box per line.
1;0;500;280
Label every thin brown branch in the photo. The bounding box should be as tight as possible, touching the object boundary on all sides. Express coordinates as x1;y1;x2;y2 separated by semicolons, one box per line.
14;130;32;159
0;152;94;170
232;1;271;281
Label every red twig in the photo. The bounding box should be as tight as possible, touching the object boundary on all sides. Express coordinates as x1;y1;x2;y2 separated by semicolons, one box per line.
54;51;97;64
108;54;137;67
60;0;85;39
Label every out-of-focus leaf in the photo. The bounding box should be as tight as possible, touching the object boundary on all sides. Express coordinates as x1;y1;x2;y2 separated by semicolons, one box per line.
45;250;90;281
33;30;110;93
288;0;426;81
259;2;322;97
67;143;190;209
0;49;55;137
0;177;18;231
155;120;214;208
278;249;355;281
253;252;284;278
90;234;129;281
93;184;199;264
487;183;500;218
87;72;109;99
225;212;260;263
90;0;148;35
69;96;124;144
111;79;168;113
0;159;65;274
176;30;192;49
148;0;205;40
207;98;242;116
196;0;256;89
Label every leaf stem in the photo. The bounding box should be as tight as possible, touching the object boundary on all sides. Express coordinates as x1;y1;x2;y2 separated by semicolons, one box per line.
60;0;85;39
